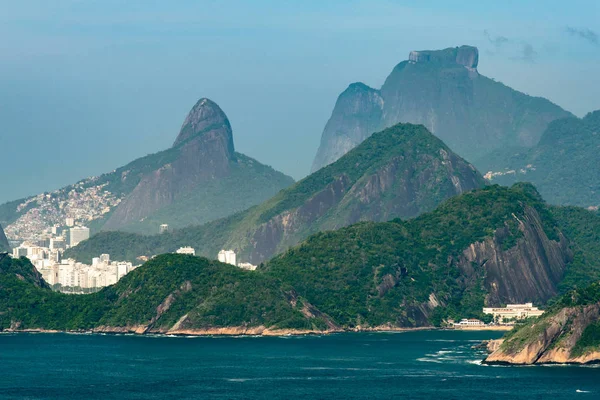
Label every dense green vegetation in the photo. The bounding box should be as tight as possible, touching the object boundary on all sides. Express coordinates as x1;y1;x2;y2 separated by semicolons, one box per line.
551;207;600;292
0;254;317;332
8;183;575;332
263;183;559;328
480;110;600;207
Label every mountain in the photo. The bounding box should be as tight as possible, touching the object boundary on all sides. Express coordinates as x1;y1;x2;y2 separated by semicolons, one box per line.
0;99;294;238
4;184;593;334
65;123;485;264
263;183;573;327
485;282;600;364
0;224;9;252
312;45;572;172
0;254;318;334
479;110;600;208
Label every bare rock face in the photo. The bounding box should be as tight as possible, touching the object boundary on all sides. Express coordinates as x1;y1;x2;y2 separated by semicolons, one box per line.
0;224;8;251
103;99;248;231
237;127;485;264
408;45;478;69
486;303;600;365
458;206;572;306
311;83;384;173
311;45;572;172
173;98;234;154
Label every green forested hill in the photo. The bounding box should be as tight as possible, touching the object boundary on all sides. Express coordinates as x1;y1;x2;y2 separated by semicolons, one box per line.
481;110;600;207
66;123;484;264
9;184;596;333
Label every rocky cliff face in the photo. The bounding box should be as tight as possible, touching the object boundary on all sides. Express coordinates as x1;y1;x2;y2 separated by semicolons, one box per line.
0;224;8;251
104;99;234;230
101;98;293;232
312;45;572;172
458;206;571;307
486;303;600;364
311;83;384;172
227;123;485;264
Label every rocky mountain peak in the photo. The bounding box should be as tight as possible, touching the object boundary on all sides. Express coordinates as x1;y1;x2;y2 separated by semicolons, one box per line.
408;45;479;70
173;98;234;155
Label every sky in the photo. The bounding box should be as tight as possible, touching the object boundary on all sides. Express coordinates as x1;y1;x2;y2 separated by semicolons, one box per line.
1;0;599;204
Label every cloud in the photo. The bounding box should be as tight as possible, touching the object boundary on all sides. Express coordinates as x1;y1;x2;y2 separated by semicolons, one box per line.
484;30;509;48
484;30;537;62
519;43;538;62
566;27;599;46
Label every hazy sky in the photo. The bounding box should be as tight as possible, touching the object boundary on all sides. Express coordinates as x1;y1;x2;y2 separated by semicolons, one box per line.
1;0;599;204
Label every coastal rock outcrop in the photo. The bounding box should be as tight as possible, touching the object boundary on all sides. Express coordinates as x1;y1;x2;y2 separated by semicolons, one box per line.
486;301;600;365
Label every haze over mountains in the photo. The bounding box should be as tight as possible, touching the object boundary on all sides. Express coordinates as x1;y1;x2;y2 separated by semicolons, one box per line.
66;123;485;264
481;110;600;208
0;99;294;238
312;45;572;173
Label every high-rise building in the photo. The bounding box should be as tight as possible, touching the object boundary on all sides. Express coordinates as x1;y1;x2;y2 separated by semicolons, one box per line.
50;236;66;250
159;224;169;234
69;226;90;247
65;218;75;227
218;250;237;266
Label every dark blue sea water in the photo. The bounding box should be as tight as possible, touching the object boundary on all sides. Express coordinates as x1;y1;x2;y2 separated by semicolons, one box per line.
0;331;598;399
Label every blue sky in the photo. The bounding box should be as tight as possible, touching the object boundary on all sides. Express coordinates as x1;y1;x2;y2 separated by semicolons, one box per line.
1;0;599;203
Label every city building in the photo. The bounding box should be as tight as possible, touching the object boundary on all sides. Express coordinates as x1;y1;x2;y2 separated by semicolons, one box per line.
218;250;237;266
483;303;544;323
454;319;485;327
50;236;66;250
176;247;196;256
238;262;258;271
159;224;169;234
65;218;75;227
69;226;90;247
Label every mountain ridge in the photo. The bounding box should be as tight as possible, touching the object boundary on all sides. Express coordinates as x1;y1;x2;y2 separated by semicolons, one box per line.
0;98;294;238
8;183;600;334
481;110;600;208
312;45;572;172
66;122;485;264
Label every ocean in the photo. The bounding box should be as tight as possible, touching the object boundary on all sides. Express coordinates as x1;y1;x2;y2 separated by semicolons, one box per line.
0;331;597;399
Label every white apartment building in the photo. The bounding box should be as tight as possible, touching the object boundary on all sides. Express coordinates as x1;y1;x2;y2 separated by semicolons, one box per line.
69;226;90;247
218;250;237;266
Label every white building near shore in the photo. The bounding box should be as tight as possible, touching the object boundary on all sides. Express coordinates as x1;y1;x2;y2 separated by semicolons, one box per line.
483;303;544;323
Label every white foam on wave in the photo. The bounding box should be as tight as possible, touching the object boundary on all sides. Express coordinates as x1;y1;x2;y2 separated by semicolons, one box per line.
417;357;443;364
576;389;591;393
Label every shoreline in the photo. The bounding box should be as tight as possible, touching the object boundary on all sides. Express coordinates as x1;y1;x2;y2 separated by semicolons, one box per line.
0;325;511;337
